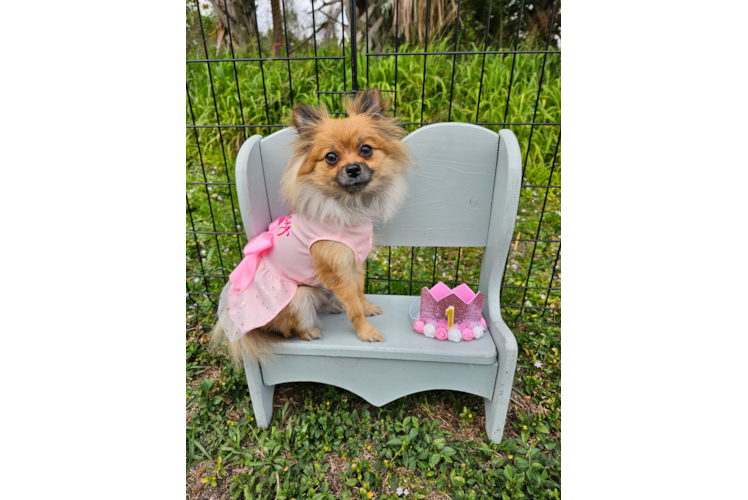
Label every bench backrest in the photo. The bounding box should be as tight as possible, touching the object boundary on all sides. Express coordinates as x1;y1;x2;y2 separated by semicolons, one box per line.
235;123;521;298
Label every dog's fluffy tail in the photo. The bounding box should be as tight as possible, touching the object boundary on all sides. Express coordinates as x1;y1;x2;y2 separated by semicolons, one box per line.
210;313;284;368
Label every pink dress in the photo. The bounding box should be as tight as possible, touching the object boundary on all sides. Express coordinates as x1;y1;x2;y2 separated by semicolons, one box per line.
217;211;373;342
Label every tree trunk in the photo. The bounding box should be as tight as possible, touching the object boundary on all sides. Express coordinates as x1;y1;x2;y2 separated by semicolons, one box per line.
321;5;342;44
341;0;349;43
208;0;258;52
271;0;285;57
351;0;367;46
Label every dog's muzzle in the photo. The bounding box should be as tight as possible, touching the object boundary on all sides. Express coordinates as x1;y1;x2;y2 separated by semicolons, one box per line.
336;162;372;192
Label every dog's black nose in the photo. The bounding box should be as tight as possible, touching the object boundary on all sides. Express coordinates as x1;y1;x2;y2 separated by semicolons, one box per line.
346;164;361;178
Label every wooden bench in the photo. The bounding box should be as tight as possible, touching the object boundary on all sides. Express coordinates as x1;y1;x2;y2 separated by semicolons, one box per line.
235;122;521;444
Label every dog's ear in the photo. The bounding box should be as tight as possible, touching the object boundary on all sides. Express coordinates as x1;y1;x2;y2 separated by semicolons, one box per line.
346;89;385;118
292;103;326;139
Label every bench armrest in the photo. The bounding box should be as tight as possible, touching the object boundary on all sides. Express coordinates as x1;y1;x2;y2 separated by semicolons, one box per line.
478;129;522;442
235;134;272;241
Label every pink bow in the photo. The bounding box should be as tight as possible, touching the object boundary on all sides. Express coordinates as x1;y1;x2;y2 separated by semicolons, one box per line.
229;215;286;291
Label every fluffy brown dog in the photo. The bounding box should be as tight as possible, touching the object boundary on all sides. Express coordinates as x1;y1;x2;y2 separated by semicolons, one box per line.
213;90;412;364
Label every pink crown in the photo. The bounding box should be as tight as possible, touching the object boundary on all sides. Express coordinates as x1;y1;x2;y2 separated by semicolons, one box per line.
413;282;487;342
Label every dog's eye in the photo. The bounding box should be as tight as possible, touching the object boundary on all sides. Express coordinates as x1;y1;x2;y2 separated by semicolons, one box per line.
325;152;338;165
359;144;373;157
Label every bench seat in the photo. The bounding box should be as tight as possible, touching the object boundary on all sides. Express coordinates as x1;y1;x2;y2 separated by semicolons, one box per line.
271;294;498;365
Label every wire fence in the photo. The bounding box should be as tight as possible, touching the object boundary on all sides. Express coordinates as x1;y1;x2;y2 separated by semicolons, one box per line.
186;0;561;330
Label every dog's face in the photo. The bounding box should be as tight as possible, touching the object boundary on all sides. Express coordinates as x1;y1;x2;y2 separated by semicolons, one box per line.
282;90;413;226
299;110;382;194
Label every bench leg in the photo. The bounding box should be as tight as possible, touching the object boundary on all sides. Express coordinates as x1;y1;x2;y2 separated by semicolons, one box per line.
241;348;275;428
484;361;515;444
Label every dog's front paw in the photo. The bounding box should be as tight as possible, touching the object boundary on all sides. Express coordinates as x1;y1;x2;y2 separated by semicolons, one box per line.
357;326;384;342
296;328;323;341
363;302;383;316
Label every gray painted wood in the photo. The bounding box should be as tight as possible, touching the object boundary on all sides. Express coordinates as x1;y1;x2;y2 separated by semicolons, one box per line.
272;294;497;365
236;134;273;240
483;317;519;443
262;356;499;407
378;123;499;247
478;129;522;443
257;128;295;219
241;343;275;428
255;123;501;247
236;134;275;428
237;125;523;443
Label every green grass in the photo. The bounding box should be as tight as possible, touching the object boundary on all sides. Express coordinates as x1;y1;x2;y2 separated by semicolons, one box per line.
186;319;560;499
186;39;561;499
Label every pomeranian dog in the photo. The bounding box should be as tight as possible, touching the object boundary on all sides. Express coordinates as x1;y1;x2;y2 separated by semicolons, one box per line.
213;89;412;365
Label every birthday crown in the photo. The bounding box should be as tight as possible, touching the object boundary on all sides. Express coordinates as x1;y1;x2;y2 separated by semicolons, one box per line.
412;282;487;342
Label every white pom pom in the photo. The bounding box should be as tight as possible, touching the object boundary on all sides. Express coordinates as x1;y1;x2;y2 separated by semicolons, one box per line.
448;328;462;343
423;323;436;338
472;326;485;339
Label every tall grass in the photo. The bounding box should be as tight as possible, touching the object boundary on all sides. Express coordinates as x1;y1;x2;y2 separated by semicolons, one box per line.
186;40;560;324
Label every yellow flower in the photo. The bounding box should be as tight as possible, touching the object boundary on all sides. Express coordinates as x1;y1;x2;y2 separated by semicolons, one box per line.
471;490;475;494
327;402;330;405
523;425;528;430
351;463;356;468
283;467;288;472
508;455;513;459
367;492;374;499
468;414;472;418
